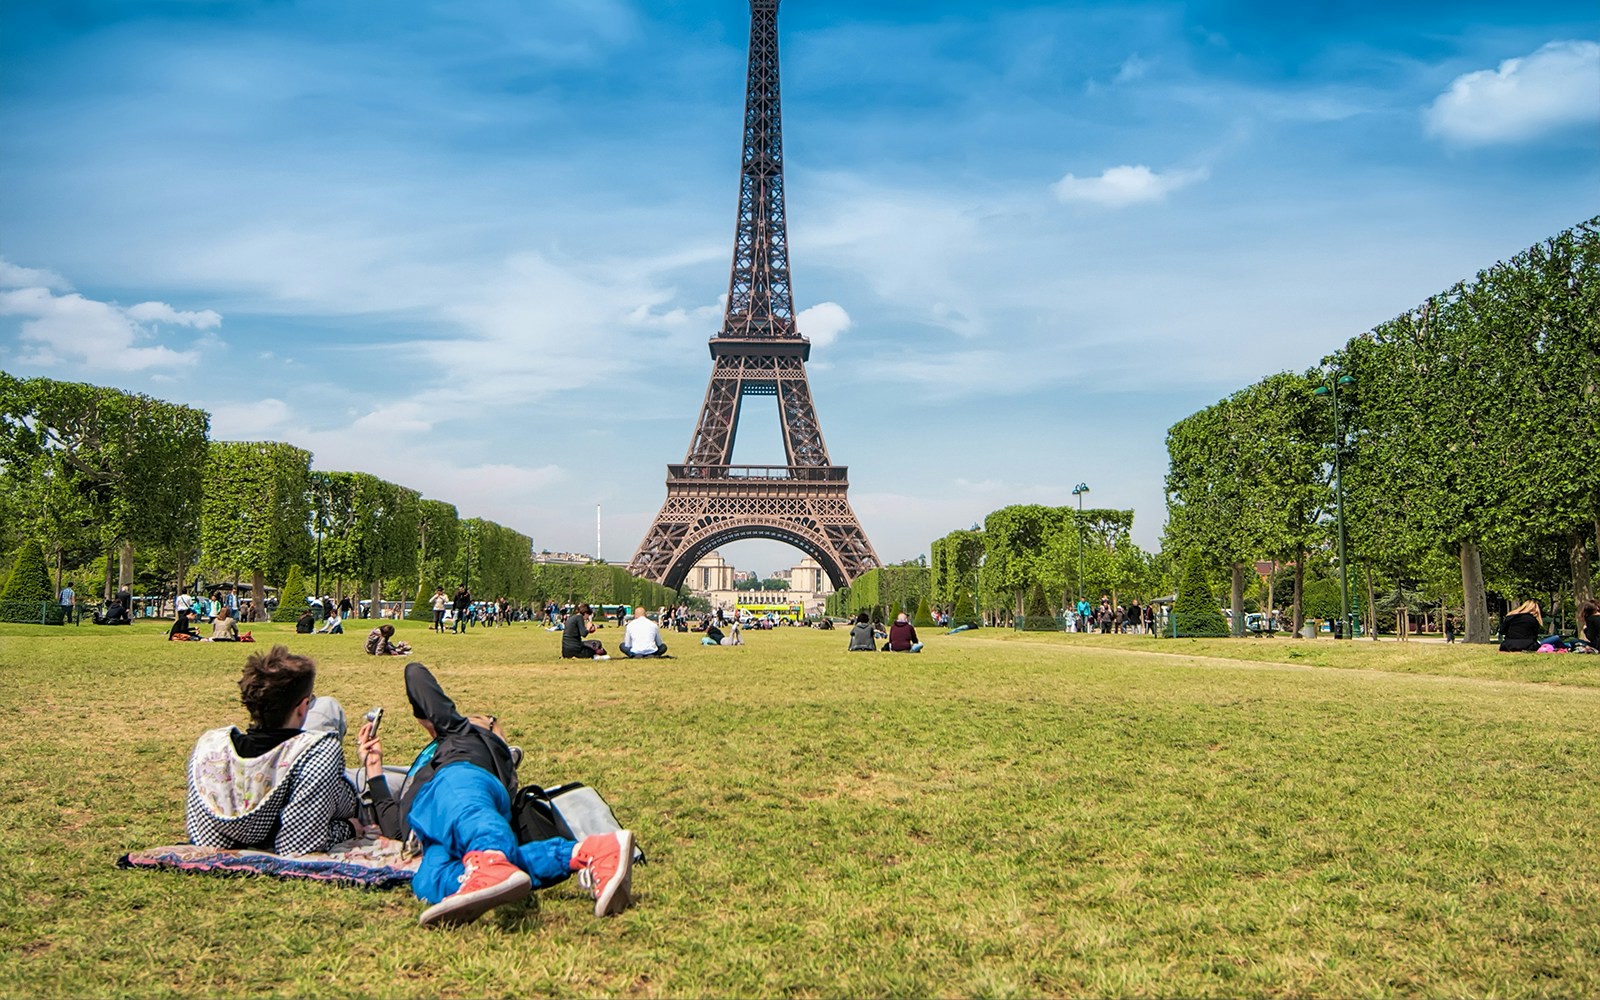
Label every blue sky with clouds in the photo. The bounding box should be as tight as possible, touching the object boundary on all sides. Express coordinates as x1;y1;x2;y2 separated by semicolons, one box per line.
2;0;1596;576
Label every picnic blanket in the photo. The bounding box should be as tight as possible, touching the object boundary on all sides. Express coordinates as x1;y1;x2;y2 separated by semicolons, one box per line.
118;835;418;890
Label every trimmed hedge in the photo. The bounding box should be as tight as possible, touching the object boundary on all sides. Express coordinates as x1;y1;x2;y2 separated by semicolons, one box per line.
0;541;60;624
272;565;309;623
1173;550;1229;637
951;586;980;629
1018;582;1060;631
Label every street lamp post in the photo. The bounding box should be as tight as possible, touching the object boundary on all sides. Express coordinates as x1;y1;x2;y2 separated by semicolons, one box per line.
1071;482;1089;608
313;500;324;600
1314;374;1355;640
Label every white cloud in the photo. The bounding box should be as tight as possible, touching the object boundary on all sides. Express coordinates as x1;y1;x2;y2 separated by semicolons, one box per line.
0;259;70;291
0;281;213;372
350;402;433;435
125;301;222;329
1424;40;1600;146
1114;54;1150;84
1052;164;1208;207
796;301;851;348
210;398;293;438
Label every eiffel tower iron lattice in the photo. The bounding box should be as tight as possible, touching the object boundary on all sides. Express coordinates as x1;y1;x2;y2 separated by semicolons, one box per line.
628;0;880;592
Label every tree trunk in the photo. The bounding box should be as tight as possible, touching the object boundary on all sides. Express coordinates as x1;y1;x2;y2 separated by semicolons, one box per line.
54;550;64;596
1364;563;1378;641
118;540;134;595
103;550;114;600
371;579;384;622
1460;540;1492;644
251;569;267;622
1230;561;1245;637
1292;547;1305;634
1571;529;1594;606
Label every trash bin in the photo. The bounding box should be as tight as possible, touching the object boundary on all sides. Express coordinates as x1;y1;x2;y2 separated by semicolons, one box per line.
1300;621;1318;640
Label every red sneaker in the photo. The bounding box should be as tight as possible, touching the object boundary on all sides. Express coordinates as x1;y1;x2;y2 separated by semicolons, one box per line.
571;831;634;917
418;850;532;928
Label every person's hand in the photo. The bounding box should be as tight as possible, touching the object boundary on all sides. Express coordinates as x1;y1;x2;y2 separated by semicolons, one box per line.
347;815;368;839
358;721;384;778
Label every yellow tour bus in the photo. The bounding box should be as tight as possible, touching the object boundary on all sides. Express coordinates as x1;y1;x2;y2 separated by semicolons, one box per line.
736;602;804;623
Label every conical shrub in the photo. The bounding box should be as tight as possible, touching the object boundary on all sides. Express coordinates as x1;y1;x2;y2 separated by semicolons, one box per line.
1173;550;1228;637
1;540;59;624
1022;581;1059;631
272;565;309;622
951;585;980;629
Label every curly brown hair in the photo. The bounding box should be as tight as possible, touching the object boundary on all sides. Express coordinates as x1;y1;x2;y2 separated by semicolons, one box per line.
238;645;316;729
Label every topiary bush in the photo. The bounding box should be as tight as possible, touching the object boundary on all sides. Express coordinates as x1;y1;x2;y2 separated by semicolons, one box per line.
1019;581;1060;631
1173;550;1229;637
951;586;980;629
913;596;935;628
0;540;61;624
408;583;433;623
272;565;310;622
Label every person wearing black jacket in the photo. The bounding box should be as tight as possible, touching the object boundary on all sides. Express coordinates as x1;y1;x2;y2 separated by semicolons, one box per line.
357;662;635;927
561;603;608;659
1498;600;1544;652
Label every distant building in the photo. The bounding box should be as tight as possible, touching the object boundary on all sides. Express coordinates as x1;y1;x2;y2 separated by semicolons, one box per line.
687;551;736;593
686;551;834;617
732;570;757;583
788;557;833;597
534;551;594;565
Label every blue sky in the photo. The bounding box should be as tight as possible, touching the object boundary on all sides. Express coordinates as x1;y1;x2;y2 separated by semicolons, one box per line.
2;0;1596;577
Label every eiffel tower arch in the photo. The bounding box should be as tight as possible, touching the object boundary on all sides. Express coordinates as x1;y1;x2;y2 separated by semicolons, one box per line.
628;0;880;593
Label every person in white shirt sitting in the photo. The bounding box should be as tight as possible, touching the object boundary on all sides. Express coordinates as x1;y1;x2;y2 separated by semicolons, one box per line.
620;607;668;658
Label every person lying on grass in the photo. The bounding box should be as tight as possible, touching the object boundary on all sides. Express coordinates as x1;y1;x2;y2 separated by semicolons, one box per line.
356;661;635;928
186;645;365;856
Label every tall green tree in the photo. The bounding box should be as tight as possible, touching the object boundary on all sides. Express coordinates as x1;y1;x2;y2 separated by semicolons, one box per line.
1166;396;1261;636
0;374;208;596
201;441;311;621
313;471;420;617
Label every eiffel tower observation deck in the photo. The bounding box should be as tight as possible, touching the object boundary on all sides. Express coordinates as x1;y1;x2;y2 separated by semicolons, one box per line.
627;0;880;592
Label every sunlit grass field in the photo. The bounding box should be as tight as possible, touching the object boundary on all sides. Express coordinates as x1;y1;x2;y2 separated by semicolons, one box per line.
2;618;1597;997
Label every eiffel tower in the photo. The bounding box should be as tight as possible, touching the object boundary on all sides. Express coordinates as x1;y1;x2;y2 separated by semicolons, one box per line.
627;0;880;592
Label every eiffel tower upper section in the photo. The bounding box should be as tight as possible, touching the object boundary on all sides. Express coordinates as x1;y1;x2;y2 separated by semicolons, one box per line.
679;0;835;473
627;0;880;590
720;0;796;345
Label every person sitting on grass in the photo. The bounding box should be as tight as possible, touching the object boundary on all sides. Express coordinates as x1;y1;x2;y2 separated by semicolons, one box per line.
882;612;923;653
186;645;364;856
1498;600;1544;653
209;605;239;642
357;661;636;927
1577;601;1600;652
561;603;609;660
295;607;316;634
168;608;201;641
621;606;668;658
318;608;344;634
365;623;410;656
847;612;875;651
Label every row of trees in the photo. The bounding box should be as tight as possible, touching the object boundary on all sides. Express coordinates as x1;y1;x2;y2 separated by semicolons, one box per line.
1164;218;1598;640
0;374;209;601
0;375;676;620
926;507;1158;621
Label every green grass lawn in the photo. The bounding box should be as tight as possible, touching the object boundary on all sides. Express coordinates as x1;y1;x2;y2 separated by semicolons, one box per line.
2;619;1597;998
